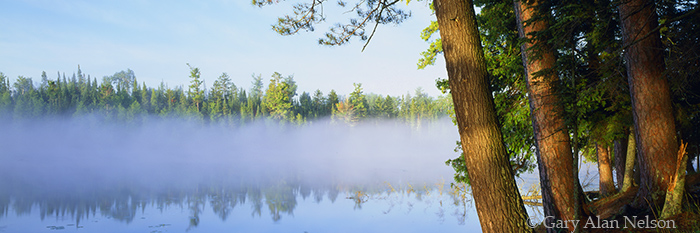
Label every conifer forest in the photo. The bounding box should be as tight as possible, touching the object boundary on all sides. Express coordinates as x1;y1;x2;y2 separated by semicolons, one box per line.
1;0;700;232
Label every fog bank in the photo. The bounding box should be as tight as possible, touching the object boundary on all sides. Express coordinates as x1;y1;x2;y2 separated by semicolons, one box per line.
0;118;460;195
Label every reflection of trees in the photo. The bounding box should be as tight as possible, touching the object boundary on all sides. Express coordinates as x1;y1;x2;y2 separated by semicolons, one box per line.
312;187;325;203
101;191;139;223
448;183;473;225
299;185;311;200
4;188;151;227
186;193;204;232
264;182;298;222
0;181;478;227
209;187;246;221
327;186;340;203
0;194;8;219
12;197;32;216
247;187;264;218
38;198;95;227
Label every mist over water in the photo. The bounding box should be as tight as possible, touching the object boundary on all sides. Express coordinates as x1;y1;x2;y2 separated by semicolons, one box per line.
0;117;461;195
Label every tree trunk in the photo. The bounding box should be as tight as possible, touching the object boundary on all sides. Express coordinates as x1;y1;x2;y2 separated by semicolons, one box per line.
660;142;689;219
619;0;679;209
434;0;532;232
621;129;637;192
514;1;584;231
597;142;617;197
614;138;628;190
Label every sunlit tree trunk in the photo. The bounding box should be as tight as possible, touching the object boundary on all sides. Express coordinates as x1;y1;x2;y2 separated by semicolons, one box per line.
622;129;637;192
514;0;584;231
619;0;678;209
660;142;689;219
434;0;532;231
597;142;617;197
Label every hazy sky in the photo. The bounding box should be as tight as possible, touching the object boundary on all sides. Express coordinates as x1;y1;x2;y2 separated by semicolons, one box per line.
0;0;447;97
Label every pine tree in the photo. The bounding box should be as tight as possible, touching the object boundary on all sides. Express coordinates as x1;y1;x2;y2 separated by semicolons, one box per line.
348;83;367;119
187;64;204;112
262;72;294;121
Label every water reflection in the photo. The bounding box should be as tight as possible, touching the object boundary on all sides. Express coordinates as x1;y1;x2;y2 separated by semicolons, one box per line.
0;179;479;232
0;119;481;232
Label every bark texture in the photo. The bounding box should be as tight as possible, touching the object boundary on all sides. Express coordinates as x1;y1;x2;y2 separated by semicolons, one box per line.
434;0;532;231
619;0;679;209
660;143;688;219
514;0;583;231
596;142;617;197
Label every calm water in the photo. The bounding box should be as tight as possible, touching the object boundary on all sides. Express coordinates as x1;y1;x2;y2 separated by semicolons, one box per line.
0;182;480;233
0;118;596;232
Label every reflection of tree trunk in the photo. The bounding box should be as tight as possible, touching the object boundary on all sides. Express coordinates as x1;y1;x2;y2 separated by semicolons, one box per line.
622;129;637;192
514;1;583;231
614;137;628;190
619;0;678;209
597;142;616;197
433;0;532;232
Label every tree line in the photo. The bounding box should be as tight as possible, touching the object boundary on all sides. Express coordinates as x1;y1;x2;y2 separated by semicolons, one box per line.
0;66;452;126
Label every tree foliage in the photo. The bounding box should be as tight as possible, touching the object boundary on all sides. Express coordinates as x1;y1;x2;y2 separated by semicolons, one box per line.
0;66;451;127
252;0;411;50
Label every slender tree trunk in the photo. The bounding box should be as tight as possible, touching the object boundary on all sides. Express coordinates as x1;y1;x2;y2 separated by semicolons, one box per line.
434;0;532;231
614;138;628;190
619;0;679;209
622;129;637;192
597;142;617;197
514;1;583;231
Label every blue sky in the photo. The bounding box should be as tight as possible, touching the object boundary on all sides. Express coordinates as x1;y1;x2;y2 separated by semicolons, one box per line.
0;0;447;97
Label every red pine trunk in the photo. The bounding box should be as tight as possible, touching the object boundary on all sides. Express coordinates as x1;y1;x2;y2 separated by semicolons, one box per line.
619;0;679;209
434;0;532;231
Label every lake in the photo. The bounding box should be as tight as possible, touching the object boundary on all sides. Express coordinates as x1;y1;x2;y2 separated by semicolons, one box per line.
0;118;594;232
